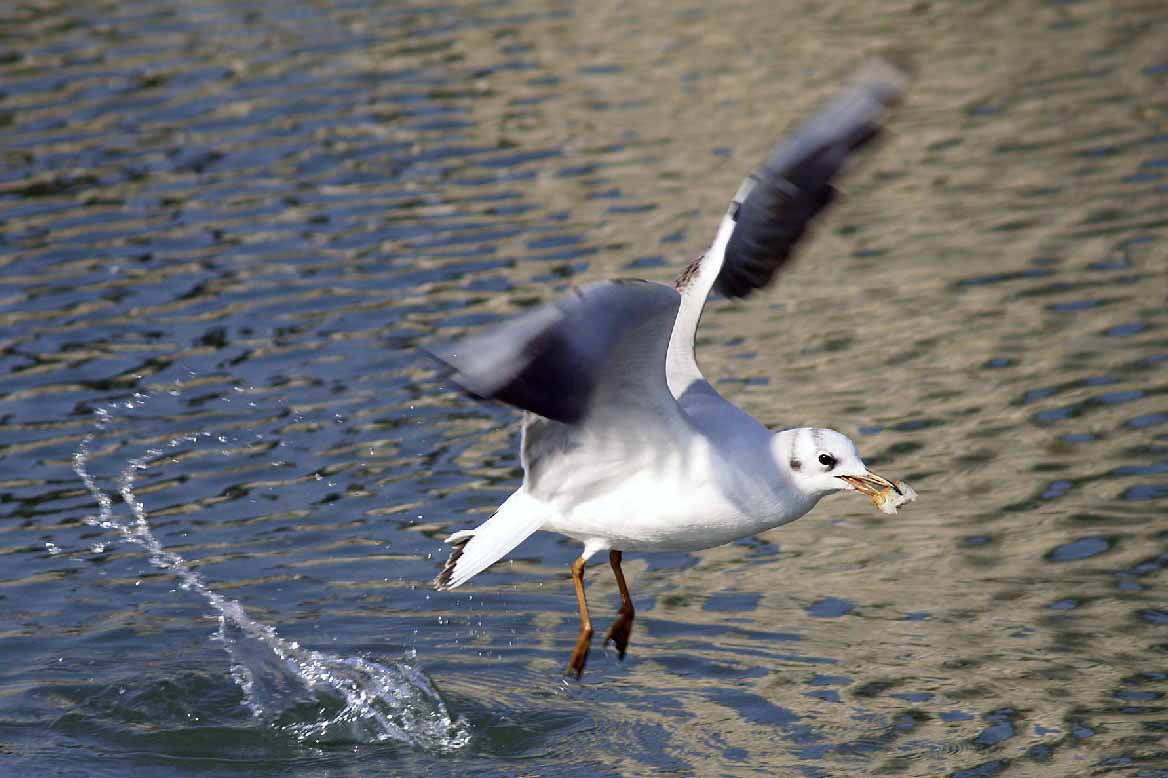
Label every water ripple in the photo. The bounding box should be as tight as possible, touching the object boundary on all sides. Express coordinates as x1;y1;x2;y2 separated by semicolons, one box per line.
3;0;1168;776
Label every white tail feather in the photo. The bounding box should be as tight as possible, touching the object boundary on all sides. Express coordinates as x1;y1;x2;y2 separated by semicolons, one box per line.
434;490;545;590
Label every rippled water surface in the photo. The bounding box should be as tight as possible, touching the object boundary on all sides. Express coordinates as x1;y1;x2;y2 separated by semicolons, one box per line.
3;1;1168;776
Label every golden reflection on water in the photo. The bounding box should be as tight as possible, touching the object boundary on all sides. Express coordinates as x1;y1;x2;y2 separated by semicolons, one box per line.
428;1;1168;774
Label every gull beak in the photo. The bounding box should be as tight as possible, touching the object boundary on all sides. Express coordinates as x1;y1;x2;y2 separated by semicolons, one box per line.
838;470;902;498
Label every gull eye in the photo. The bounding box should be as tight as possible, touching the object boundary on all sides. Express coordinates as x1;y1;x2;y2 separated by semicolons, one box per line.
818;453;837;469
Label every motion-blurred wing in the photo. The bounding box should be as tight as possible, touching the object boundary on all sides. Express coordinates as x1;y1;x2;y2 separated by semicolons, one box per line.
668;61;904;398
714;63;903;298
431;280;682;426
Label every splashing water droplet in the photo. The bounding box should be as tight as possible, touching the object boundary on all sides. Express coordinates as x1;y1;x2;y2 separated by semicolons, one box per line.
72;404;469;751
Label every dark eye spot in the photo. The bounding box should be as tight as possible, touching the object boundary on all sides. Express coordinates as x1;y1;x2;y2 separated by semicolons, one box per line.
790;459;802;471
818;453;836;469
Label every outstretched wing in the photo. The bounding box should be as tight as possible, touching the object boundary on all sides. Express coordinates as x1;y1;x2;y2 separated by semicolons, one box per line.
430;279;683;427
667;61;904;398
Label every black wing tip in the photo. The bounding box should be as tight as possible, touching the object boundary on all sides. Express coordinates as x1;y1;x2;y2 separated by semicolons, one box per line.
434;535;472;591
715;60;907;300
773;57;908;175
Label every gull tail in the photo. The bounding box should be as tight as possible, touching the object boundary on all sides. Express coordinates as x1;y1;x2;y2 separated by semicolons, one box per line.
435;490;545;590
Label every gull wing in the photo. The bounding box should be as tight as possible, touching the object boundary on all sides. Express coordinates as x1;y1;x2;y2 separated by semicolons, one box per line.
431;279;683;426
667;61;904;398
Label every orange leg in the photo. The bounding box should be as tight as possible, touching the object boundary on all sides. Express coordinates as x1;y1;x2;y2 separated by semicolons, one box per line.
567;556;593;678
604;550;635;659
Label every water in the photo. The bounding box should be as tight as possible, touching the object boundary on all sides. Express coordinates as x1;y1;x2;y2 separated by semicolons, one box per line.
72;402;467;749
2;0;1167;776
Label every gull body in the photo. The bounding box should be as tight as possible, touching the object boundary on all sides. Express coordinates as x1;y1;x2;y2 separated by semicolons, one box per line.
535;423;826;555
430;62;913;675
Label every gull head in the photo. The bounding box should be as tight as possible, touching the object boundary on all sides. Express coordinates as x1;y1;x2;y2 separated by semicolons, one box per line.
774;427;909;511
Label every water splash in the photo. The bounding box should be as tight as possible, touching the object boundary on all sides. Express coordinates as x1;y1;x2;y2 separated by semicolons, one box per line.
72;403;470;750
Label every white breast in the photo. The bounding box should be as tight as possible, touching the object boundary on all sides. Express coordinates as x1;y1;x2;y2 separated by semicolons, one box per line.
538;423;816;552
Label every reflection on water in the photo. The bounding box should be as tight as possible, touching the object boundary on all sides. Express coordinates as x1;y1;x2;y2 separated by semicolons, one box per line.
1;0;1167;776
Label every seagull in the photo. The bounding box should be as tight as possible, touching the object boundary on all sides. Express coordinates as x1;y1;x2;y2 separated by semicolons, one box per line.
430;62;915;677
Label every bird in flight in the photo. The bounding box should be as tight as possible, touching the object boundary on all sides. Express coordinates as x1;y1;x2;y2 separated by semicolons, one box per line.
431;62;914;677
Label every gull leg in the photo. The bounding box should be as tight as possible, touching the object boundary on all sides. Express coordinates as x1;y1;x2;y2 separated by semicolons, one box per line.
567;555;593;678
604;550;635;659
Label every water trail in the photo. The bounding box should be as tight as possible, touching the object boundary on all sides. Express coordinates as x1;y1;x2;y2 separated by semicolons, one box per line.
72;404;470;750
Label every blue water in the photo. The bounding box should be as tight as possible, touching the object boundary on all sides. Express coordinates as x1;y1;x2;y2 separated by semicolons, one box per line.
2;1;1168;776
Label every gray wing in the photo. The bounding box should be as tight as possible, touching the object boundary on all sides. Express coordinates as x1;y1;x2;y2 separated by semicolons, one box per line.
676;60;905;300
668;60;904;398
430;279;682;426
715;61;903;298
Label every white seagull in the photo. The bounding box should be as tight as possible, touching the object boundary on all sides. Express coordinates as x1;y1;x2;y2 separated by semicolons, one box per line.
431;62;915;677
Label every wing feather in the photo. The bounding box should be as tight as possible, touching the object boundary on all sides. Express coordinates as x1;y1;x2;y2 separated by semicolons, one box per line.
668;60;904;398
430;280;682;426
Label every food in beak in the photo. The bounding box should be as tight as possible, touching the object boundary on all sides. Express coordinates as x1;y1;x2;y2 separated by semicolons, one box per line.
840;473;917;515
